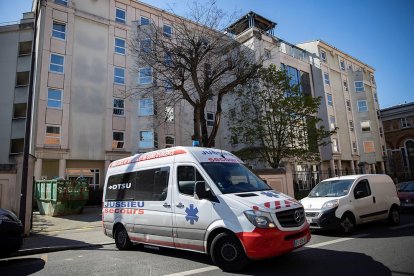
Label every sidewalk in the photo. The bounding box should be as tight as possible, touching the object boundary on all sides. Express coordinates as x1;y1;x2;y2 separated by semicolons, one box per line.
14;206;114;257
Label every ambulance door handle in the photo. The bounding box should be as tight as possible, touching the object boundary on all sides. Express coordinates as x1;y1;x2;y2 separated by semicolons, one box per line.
176;202;184;208
163;203;171;208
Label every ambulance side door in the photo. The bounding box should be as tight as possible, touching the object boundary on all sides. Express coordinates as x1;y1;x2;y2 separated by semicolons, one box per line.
172;164;213;252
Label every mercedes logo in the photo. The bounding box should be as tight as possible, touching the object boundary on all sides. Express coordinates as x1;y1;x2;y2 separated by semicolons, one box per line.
294;210;302;223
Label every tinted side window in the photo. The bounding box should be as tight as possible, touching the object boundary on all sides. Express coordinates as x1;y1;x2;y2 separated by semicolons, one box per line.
105;167;169;201
354;179;371;199
177;166;204;196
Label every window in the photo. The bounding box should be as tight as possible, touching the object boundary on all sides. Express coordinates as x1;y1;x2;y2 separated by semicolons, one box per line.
54;0;68;6
113;98;124;116
340;60;345;70
165;136;174;148
330;116;336;130
382;145;386;156
165;106;174;122
373;92;378;103
139;130;154;148
343;80;348;91
379;127;383;137
18;41;31;56
16;71;30;86
105;167;170;201
370;74;376;85
112;132;124;149
355;81;364;92
139;67;152;85
357;100;368;112
354;180;371;199
164;52;173;66
323;72;330;85
47;88;62;109
207;112;214;126
363;141;375;153
115;8;126;24
140;16;150;26
349;120;354;132
114;67;125;84
163;24;172;37
13;103;27;118
139;98;154;116
140;39;152;53
346;100;351;111
361;120;371;132
264;49;271;60
327;93;333;106
45;125;61;145
401;117;411;128
11;139;24;154
50;53;64;73
52;21;66;39
332;138;339;152
177;166;205;196
164;79;173;92
320;49;326;61
352;141;358;153
115;37;125;54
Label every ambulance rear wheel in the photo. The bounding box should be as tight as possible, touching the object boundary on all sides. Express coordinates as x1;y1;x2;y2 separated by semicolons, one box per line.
210;232;248;272
114;225;132;250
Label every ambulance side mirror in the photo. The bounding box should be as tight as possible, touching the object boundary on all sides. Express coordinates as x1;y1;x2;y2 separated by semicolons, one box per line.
194;181;210;200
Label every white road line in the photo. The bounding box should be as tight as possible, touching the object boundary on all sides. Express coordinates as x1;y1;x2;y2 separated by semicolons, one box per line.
163;266;219;276
390;222;414;230
296;233;369;252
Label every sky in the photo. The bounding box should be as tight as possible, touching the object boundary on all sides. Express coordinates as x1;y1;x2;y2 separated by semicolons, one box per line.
1;0;413;108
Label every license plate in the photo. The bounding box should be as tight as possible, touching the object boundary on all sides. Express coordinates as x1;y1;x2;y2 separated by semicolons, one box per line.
294;236;307;248
401;202;414;207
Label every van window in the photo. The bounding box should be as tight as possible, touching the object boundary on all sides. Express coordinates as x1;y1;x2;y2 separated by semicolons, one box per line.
177;166;205;196
354;179;371;199
106;167;169;201
309;179;353;197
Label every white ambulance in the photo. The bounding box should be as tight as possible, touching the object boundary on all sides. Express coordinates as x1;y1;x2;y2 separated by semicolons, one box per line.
102;147;310;272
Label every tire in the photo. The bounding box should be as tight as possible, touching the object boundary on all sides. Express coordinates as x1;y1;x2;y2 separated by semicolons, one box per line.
210;232;249;272
388;205;400;226
114;225;132;250
339;213;355;234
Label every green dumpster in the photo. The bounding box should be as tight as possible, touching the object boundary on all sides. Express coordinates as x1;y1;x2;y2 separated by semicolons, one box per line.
34;179;89;216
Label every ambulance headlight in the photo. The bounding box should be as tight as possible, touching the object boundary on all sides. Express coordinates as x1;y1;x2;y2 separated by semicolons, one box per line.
244;210;276;228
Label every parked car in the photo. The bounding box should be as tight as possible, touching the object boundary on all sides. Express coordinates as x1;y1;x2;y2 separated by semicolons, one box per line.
300;174;400;234
0;208;23;257
397;181;414;212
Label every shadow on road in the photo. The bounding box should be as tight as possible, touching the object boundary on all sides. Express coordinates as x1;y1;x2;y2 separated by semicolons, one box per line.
0;258;45;275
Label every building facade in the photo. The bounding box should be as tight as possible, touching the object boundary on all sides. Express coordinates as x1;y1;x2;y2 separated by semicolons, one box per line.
298;40;386;176
381;102;414;182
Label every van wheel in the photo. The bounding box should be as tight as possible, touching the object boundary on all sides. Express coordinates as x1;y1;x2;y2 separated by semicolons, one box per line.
388;206;400;225
114;225;132;250
210;233;249;272
339;213;355;234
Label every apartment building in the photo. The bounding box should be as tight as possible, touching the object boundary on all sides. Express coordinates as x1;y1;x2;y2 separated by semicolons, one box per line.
0;12;35;224
31;0;222;197
298;40;386;176
381;102;414;181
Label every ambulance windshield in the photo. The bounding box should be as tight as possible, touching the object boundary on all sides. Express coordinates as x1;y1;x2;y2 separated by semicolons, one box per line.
201;162;271;194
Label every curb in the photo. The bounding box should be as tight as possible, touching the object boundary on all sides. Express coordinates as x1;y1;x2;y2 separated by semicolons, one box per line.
11;242;115;258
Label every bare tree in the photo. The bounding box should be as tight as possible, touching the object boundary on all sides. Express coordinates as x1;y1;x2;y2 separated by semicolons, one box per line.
129;1;260;147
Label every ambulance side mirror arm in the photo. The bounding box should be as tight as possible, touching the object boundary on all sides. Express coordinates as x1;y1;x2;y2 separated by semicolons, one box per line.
194;181;210;200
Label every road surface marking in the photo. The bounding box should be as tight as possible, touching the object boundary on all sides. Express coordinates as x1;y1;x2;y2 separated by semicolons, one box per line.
390;222;414;230
163;266;218;276
296;233;369;252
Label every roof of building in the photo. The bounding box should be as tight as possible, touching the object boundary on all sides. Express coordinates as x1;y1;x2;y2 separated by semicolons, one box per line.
226;11;277;35
380;101;414;112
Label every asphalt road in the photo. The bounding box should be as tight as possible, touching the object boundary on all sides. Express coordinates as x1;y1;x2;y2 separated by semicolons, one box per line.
1;213;413;276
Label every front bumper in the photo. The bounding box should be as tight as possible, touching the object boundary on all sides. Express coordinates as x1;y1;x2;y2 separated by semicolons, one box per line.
236;224;311;260
305;207;340;230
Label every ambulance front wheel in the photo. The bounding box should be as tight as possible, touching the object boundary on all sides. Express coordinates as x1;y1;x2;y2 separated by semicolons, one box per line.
114;225;132;250
210;232;249;272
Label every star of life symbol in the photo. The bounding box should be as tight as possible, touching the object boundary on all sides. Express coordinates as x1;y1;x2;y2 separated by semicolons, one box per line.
185;204;199;225
261;191;279;198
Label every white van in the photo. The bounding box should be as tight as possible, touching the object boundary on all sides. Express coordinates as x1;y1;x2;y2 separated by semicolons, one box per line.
300;174;400;233
103;147;310;272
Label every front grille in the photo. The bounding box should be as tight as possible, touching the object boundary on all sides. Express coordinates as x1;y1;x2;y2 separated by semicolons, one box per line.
276;207;305;228
305;212;319;217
